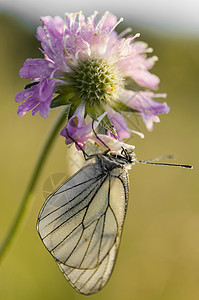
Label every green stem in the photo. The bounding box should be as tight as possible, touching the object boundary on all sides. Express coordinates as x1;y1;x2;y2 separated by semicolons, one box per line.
0;109;66;264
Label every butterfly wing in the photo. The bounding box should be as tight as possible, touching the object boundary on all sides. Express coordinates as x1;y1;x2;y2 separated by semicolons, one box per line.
37;160;129;295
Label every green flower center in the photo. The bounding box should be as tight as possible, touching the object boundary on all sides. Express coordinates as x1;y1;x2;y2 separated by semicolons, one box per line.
69;58;124;106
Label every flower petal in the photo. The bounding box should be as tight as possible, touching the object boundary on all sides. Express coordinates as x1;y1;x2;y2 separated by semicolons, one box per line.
107;110;131;141
60;104;106;150
17;97;39;116
122;90;170;130
15;88;35;103
130;70;160;90
32;102;51;118
19;58;55;79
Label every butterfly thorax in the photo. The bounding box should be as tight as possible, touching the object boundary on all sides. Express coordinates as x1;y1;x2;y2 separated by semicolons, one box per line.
96;150;136;172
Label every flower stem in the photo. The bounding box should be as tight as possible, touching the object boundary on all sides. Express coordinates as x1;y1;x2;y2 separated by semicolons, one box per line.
0;109;67;264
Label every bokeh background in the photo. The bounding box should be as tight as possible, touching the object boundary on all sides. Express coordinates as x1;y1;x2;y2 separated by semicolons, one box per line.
0;1;199;299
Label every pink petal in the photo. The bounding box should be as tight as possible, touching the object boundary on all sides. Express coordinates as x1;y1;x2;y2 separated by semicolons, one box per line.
17;97;39;116
15;88;34;102
131;70;160;90
108;110;130;141
19;59;55;79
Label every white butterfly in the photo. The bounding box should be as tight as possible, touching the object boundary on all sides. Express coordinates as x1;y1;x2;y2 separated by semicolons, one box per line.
37;145;192;295
37;149;135;295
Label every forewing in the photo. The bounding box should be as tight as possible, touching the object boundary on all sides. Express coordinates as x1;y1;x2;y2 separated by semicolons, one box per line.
37;162;129;295
37;162;106;263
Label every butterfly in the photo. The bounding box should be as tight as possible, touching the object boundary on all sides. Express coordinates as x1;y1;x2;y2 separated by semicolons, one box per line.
37;146;192;295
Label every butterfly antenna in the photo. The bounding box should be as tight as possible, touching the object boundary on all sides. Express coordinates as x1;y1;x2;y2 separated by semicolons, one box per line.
65;128;90;160
91;120;110;153
135;159;193;169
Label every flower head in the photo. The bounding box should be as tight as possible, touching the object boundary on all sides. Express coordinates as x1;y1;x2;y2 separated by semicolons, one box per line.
15;11;169;147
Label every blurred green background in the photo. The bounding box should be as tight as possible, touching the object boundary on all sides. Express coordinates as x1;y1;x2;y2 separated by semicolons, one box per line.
0;12;199;300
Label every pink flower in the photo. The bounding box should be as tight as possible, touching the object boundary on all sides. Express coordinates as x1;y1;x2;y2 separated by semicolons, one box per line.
15;11;169;144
